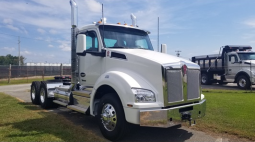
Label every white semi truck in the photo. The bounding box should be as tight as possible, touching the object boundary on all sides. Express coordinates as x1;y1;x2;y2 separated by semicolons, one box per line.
192;45;255;89
30;1;206;141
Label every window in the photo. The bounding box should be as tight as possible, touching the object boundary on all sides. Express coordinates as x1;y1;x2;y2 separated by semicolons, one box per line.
228;55;238;62
99;25;153;50
238;53;255;60
85;31;99;51
136;39;148;49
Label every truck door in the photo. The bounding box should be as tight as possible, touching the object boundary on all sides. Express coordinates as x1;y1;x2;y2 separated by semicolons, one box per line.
225;53;240;81
79;30;103;86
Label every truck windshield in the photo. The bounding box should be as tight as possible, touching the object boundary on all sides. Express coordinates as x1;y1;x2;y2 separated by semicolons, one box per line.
238;53;255;60
99;25;153;50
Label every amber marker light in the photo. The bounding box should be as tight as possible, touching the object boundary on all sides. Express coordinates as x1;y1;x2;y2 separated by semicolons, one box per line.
127;104;133;107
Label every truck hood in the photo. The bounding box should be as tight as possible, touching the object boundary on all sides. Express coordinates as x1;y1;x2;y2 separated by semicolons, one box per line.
244;60;255;65
109;49;199;69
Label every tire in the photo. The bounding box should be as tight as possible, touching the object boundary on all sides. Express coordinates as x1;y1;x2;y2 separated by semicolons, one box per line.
39;81;53;109
31;81;41;105
201;73;211;85
237;75;251;89
96;93;130;141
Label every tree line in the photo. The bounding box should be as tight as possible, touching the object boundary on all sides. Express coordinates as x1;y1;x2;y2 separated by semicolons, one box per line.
0;54;25;65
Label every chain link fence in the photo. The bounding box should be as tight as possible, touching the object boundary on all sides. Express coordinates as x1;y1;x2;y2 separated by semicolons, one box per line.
0;65;71;80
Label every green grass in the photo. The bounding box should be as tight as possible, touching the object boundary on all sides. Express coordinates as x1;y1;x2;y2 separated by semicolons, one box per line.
0;77;54;86
193;89;255;140
0;93;106;142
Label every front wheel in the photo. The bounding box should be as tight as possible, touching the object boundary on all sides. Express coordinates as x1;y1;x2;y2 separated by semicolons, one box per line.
237;75;251;89
96;93;130;141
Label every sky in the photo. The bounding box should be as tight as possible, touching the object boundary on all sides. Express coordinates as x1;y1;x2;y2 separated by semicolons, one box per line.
1;0;255;64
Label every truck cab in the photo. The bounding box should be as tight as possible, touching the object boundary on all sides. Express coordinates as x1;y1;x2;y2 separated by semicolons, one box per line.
225;49;255;88
192;45;255;89
30;9;206;140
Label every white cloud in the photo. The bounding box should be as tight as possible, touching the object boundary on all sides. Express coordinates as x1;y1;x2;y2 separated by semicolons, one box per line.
48;44;54;48
244;19;255;28
84;0;101;13
36;37;43;40
49;29;57;34
37;28;46;34
3;18;13;24
6;24;20;31
46;54;55;58
21;27;28;34
21;50;32;55
1;47;15;52
59;42;71;51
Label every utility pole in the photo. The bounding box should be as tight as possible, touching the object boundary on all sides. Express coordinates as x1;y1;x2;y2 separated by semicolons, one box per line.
157;17;159;52
175;50;181;57
18;36;20;66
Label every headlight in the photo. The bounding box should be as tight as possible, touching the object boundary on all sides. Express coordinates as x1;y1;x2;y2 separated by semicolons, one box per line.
132;88;156;103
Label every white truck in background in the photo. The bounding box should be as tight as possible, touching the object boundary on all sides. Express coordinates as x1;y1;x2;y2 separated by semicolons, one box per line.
30;1;206;141
192;45;255;89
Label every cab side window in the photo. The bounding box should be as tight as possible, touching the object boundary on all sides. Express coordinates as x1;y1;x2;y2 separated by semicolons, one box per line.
86;31;99;51
229;55;238;62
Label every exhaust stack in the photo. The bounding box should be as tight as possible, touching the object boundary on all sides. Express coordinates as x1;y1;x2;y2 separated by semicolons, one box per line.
70;0;78;84
131;13;136;27
70;0;77;26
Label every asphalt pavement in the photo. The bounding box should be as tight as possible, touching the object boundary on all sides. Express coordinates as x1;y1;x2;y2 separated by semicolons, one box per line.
0;84;250;142
202;83;255;90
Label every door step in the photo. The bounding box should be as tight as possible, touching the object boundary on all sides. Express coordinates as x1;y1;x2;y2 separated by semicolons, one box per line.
53;100;68;106
67;105;88;114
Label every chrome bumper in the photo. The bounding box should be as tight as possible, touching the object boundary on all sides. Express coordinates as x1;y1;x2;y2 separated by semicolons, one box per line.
140;99;206;128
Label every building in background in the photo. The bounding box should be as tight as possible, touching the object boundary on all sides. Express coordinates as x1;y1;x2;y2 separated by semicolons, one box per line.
25;63;71;66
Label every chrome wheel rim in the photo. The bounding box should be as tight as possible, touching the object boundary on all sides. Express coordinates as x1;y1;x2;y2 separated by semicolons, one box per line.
101;103;117;131
40;89;45;103
31;86;36;100
201;76;207;84
239;78;246;88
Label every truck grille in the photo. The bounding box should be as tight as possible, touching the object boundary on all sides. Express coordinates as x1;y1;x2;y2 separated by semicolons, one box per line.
164;67;200;105
167;70;183;102
187;70;200;100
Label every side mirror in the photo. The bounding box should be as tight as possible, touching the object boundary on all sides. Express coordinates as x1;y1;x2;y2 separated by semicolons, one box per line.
76;34;86;55
161;44;167;54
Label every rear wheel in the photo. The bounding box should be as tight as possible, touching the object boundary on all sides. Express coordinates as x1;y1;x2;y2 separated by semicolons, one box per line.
201;73;211;85
31;81;41;105
96;93;130;141
39;81;53;109
237;75;251;89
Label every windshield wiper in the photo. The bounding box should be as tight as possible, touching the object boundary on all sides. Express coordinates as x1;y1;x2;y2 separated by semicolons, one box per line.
135;47;149;50
108;46;127;49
